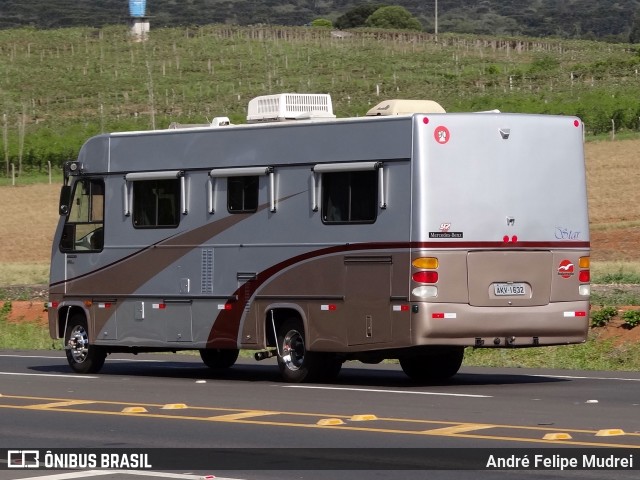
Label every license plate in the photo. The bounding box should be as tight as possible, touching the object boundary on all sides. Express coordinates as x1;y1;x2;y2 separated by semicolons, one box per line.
494;283;526;296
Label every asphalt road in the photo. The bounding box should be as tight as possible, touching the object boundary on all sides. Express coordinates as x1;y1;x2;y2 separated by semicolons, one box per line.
0;351;639;480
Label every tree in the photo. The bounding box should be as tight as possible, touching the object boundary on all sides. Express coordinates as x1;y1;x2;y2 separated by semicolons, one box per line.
334;4;386;30
629;10;640;43
310;18;332;28
364;6;422;31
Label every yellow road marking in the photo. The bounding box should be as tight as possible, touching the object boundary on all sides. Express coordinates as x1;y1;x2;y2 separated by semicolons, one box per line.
423;423;494;435
1;394;640;449
26;400;96;409
208;410;277;421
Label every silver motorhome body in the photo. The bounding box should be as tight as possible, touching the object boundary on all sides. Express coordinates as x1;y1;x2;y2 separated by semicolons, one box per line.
49;95;590;382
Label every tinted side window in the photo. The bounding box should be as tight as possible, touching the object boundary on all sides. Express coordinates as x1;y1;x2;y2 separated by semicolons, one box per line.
133;179;180;228
321;170;377;224
228;176;258;213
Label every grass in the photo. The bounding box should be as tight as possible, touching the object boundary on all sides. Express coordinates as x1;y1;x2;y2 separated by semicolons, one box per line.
591;289;640;307
0;263;49;286
464;335;640;371
2;25;640;171
0;302;62;350
591;261;640;284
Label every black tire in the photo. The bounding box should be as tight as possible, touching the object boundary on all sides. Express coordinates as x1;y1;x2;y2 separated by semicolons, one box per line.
199;348;239;369
399;347;464;383
276;319;342;383
64;314;106;374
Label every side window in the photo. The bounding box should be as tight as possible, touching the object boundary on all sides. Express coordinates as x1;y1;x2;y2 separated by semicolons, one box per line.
228;176;258;213
321;170;378;224
60;179;105;252
132;179;180;228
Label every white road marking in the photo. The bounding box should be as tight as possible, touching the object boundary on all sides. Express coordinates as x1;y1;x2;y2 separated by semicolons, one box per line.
0;354;163;363
529;374;640;382
0;372;98;379
283;385;492;398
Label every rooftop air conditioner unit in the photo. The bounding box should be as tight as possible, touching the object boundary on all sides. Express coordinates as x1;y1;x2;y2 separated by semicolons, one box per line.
247;93;335;123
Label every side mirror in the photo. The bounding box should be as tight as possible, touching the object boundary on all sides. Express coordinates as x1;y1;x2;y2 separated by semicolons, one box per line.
59;185;71;216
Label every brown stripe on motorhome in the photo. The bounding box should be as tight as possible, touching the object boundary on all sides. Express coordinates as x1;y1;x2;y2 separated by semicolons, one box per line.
206;239;590;347
60;207;268;296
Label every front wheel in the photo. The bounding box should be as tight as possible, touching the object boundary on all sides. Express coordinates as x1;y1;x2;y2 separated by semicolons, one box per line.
199;348;239;369
64;314;106;374
399;347;464;383
276;319;342;383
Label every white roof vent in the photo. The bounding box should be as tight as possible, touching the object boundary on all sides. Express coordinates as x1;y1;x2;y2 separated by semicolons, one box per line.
247;93;335;123
366;99;446;116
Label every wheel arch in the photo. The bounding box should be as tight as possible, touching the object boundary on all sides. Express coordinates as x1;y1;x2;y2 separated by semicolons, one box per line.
57;303;90;339
262;304;307;349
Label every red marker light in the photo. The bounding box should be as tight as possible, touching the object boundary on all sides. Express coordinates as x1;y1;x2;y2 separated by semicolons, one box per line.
423;117;429;124
224;304;233;310
503;235;510;243
432;313;445;319
511;235;518;243
574;120;580;127
412;271;439;283
576;311;586;317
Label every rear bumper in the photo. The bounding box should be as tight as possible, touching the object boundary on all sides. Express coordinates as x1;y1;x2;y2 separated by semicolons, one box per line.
412;301;590;347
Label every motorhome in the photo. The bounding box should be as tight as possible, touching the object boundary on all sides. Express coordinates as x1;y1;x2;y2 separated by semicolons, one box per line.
48;93;590;382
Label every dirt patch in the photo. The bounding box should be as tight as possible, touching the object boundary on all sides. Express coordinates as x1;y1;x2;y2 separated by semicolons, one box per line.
590;306;640;346
1;300;48;325
591;226;640;262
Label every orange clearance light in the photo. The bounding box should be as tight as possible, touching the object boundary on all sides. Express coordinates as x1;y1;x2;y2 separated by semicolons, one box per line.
84;300;93;307
579;257;590;268
412;271;439;284
412;257;438;269
579;270;590;282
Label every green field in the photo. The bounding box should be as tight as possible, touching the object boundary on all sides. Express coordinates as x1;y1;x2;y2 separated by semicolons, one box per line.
2;25;640;173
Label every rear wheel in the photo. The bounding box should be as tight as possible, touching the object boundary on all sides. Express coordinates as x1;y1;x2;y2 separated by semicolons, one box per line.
276;319;341;383
64;314;106;374
399;347;464;383
199;348;239;369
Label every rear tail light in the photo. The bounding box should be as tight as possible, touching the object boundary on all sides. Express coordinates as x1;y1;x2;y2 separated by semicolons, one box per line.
578;256;590;297
412;271;439;283
412;257;439;298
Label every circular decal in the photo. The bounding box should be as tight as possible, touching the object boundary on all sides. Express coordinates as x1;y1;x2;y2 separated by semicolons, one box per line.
558;259;574;279
434;126;450;144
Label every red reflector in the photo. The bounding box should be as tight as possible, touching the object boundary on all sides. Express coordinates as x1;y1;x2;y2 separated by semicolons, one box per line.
329;304;337;311
160;304;166;309
412;271;438;283
576;311;586;317
52;301;59;308
423;117;429;124
104;303;111;309
432;313;445;318
511;235;518;243
401;305;409;312
574;120;580;127
579;270;590;282
503;235;509;243
224;304;232;310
